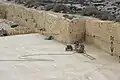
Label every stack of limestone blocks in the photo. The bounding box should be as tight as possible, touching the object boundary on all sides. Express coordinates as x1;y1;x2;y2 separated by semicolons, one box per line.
86;19;120;56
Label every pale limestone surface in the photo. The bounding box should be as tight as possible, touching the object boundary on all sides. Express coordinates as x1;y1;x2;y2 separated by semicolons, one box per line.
0;33;120;80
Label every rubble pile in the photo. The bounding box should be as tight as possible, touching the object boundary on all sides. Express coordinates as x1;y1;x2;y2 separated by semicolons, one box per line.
0;19;13;36
0;19;13;30
5;0;120;22
0;19;32;36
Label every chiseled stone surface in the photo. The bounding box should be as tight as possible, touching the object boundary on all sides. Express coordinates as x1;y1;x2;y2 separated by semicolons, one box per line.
0;33;120;80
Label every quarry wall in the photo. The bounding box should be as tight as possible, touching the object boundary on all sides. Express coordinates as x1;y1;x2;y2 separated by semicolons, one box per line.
0;3;120;56
86;19;120;56
0;3;85;43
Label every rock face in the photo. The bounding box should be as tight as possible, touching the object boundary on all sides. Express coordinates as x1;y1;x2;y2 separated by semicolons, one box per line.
6;0;120;21
1;3;120;56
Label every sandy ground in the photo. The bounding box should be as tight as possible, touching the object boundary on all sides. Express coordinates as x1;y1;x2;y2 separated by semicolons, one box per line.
0;33;120;80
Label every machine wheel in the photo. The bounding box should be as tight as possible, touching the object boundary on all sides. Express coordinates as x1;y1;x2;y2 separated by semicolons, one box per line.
65;47;67;51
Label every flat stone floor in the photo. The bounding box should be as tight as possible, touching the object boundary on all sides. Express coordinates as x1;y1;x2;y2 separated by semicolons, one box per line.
0;34;120;80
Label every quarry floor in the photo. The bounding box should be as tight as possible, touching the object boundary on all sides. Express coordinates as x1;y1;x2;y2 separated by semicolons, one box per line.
0;34;120;80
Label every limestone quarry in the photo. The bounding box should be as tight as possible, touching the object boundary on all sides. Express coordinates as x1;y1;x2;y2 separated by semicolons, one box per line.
0;1;120;80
